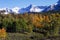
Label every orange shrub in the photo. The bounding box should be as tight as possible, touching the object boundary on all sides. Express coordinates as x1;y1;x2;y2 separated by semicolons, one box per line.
0;28;6;38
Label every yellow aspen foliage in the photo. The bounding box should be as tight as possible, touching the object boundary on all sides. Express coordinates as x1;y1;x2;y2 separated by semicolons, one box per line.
0;28;6;38
31;15;44;28
39;16;43;22
35;23;43;28
43;15;50;22
32;15;43;23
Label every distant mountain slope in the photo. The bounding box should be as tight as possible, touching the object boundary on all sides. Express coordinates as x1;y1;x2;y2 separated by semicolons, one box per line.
0;0;60;14
12;7;20;13
42;0;60;12
18;4;47;13
18;5;32;13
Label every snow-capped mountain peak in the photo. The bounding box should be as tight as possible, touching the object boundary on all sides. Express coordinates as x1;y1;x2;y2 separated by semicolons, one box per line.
12;7;20;13
0;5;47;14
18;4;47;13
42;0;60;12
0;0;60;14
0;8;13;12
30;5;44;12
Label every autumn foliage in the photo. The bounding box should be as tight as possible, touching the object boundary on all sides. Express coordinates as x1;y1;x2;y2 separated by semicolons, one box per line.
0;28;6;38
0;12;59;37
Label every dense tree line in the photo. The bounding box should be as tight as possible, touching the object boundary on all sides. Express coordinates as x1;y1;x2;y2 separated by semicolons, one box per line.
0;12;60;36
